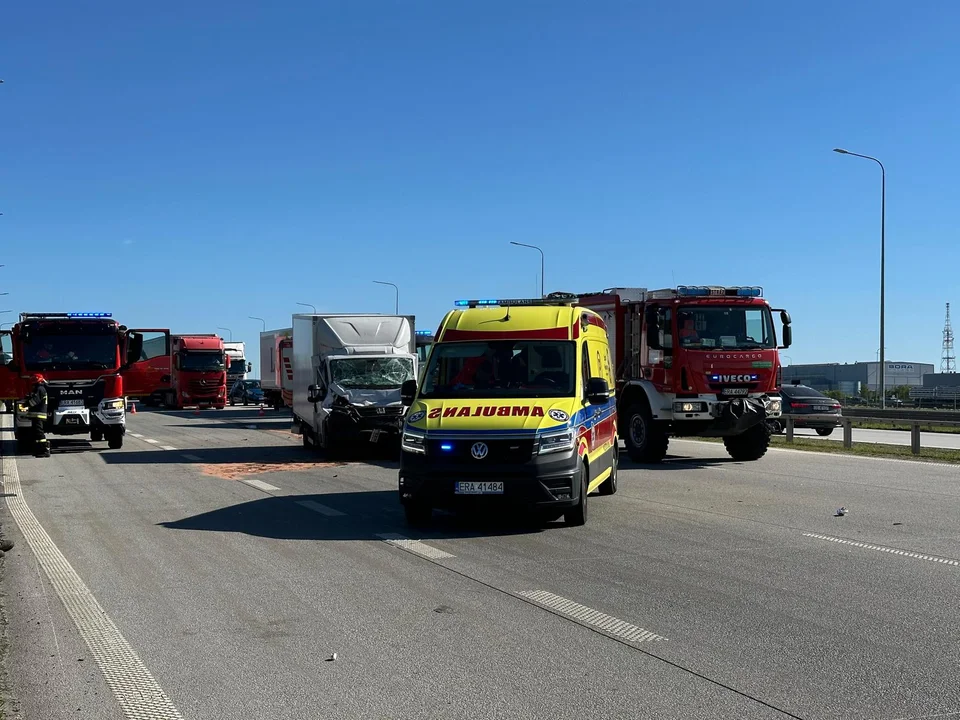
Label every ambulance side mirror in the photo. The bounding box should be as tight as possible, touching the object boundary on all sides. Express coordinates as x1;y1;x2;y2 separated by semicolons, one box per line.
400;380;418;406
586;377;610;405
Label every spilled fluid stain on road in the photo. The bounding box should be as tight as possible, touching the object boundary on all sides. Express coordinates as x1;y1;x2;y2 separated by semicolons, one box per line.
199;460;343;481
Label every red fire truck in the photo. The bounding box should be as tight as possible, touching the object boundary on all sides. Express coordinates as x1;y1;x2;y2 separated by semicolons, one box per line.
0;312;168;451
571;286;791;462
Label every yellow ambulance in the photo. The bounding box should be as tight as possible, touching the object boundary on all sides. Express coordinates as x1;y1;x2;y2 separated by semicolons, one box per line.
398;295;618;527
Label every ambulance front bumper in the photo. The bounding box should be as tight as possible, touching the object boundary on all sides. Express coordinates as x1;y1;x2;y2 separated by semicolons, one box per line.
399;442;582;511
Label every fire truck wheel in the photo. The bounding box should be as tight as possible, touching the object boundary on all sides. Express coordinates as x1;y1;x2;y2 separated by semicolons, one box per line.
722;422;770;461
91;429;104;442
107;431;123;450
624;404;669;463
598;445;618;496
564;461;588;526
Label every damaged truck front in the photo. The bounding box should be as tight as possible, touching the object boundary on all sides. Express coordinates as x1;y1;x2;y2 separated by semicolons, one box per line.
292;313;417;457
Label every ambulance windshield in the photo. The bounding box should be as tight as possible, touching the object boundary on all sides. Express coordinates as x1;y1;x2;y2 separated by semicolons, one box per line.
421;341;576;399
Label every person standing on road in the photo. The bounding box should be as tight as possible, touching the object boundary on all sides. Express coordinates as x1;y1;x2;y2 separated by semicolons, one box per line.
24;374;50;458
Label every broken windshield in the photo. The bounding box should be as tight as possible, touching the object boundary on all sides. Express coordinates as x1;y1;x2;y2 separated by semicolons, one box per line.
330;357;414;390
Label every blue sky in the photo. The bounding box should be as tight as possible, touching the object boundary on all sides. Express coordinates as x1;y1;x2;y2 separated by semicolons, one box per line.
2;1;958;377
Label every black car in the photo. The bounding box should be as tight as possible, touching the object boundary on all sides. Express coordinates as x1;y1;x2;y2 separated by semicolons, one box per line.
768;383;842;436
228;379;264;406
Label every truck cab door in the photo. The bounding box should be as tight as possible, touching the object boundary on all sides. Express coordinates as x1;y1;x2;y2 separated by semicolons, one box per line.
0;330;19;402
121;329;171;397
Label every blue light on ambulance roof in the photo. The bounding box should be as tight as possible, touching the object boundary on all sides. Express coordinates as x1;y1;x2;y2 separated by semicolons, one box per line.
440;443;453;452
415;330;432;336
68;312;112;318
454;300;470;307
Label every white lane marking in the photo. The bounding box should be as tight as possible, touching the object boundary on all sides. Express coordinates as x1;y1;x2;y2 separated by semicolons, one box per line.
243;478;280;492
803;533;960;567
143;438;159;444
160;446;177;451
129;433;144;438
517;590;666;644
377;533;455;559
181;454;203;462
0;427;184;719
296;500;345;517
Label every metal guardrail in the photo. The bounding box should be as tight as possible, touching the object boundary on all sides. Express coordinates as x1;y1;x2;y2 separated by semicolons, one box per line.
783;414;960;455
841;407;960;422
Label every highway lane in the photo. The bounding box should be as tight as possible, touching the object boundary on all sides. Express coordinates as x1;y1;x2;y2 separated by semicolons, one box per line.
2;407;959;719
789;425;960;450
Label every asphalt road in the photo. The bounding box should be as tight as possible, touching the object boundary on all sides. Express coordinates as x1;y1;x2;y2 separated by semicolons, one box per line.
2;407;959;720
790;425;960;450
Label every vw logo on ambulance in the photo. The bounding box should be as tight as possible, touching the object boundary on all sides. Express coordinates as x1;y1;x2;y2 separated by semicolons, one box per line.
470;442;489;460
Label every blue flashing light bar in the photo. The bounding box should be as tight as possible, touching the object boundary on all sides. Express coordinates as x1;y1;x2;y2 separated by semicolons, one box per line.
677;286;762;298
415;330;433;336
453;296;575;308
67;312;113;318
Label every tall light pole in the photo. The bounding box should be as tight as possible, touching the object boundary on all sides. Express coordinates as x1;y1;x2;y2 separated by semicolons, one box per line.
296;302;317;314
217;326;233;342
373;281;399;314
249;316;266;333
834;147;886;408
509;242;544;297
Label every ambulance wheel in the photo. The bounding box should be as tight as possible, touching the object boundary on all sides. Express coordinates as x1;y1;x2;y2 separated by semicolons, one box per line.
404;501;432;527
624;404;669;463
598;445;618;496
107;431;123;450
91;429;104;442
723;422;770;461
564;462;588;526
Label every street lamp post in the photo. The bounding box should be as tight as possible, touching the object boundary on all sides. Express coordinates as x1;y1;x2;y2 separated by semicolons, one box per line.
296;302;317;314
217;326;233;342
834;148;886;409
373;281;399;314
249;316;266;333
509;242;544;297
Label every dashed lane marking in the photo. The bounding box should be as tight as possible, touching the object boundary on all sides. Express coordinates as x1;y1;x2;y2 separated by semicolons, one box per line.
129;433;144;438
517;590;666;644
242;478;280;492
803;533;960;567
160;446;177;451
377;533;455;559
181;454;203;462
0;422;185;719
296;500;345;517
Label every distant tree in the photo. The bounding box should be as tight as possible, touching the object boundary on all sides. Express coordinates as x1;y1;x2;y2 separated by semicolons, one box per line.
824;390;844;401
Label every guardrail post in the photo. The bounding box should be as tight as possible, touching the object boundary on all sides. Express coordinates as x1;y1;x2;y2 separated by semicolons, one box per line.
843;418;852;449
911;422;921;455
785;415;794;443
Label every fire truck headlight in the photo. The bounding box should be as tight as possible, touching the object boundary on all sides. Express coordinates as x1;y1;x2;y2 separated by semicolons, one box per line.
102;399;124;410
673;401;707;413
767;398;782;414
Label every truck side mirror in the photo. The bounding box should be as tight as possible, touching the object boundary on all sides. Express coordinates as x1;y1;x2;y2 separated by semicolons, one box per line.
400;379;418;406
780;324;792;349
247;362;252;373
645;307;662;350
124;332;144;368
307;384;323;404
586;377;610;405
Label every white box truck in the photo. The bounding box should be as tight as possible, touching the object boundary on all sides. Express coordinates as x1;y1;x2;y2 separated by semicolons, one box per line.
223;341;250;389
259;328;293;410
292;314;417;455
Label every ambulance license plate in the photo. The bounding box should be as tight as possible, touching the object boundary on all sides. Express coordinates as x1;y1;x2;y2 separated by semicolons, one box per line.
454;481;504;495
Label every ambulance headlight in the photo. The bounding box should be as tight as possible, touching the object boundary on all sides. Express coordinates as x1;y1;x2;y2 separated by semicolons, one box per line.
537;429;575;455
402;428;426;454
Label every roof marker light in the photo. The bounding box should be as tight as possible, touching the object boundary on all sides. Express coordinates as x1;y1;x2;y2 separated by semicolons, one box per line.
415;330;433;336
67;312;113;318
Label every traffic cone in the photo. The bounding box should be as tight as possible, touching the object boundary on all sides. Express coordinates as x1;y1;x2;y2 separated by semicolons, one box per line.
130;402;137;414
258;405;265;417
194;408;200;416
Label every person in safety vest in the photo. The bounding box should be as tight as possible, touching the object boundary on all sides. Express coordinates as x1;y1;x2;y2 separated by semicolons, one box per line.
23;374;50;458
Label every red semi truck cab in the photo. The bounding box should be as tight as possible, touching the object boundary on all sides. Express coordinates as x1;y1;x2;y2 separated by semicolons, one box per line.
169;334;227;409
572;286;791;463
0;312;163;451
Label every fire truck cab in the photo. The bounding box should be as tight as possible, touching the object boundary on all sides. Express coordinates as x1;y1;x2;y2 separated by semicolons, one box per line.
574;286;791;463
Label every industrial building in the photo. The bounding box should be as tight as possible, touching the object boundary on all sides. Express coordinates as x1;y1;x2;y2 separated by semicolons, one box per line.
781;361;935;393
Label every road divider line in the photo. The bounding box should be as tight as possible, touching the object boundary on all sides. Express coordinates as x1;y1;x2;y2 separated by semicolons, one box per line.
181;454;203;462
0;425;185;719
243;478;280;492
296;500;345;517
517;590;666;644
377;533;455;560
803;533;960;567
129;433;144;438
143;438;159;444
160;446;177;451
